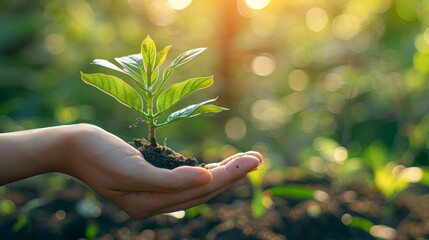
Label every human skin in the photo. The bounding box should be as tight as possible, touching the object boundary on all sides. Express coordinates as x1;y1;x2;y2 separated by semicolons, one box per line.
0;124;263;220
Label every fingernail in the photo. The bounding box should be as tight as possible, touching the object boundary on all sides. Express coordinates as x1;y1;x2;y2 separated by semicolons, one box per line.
245;151;264;164
195;168;212;184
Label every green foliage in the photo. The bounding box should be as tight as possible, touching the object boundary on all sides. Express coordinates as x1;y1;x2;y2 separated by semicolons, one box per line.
141;36;156;73
85;222;99;239
342;215;375;233
157;98;227;127
12;215;29;233
81;73;144;114
247;164;269;219
81;36;227;145
156;76;214;114
185;204;211;218
268;185;316;199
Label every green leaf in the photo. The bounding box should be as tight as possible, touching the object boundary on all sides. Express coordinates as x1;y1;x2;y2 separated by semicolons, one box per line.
157;76;214;114
156;98;228;127
81;72;143;113
115;53;145;85
170;47;206;69
91;59;125;74
141;35;156;72
268;185;316;199
154;48;207;94
150;67;159;87
92;56;148;99
154;45;171;69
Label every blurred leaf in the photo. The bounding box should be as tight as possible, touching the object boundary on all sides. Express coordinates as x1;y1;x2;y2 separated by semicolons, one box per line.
251;188;267;219
156;76;214;114
141;35;156;72
49;175;66;190
23;198;48;214
268;185;315;199
156;98;227;127
81;72;144;113
344;215;375;233
12;215;29;232
154;45;171;69
419;167;429;187
365;141;389;169
374;167;409;198
85;222;99;239
0;199;15;215
0;97;24;116
247;163;268;186
185;204;211;219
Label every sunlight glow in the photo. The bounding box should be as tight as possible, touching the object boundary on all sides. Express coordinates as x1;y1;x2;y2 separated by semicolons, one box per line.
168;0;192;10
251;13;276;36
306;7;328;32
244;0;271;10
164;210;185;219
400;167;423;183
334;147;348;163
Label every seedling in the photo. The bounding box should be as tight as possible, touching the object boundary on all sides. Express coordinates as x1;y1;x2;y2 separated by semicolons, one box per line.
81;35;227;168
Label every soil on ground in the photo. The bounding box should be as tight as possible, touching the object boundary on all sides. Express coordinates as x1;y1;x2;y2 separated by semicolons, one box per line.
129;138;205;170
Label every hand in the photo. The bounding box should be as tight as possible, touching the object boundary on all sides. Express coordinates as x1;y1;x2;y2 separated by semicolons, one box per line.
58;124;263;220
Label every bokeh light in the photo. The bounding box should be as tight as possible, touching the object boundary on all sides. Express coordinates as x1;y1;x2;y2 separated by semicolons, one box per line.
45;33;67;55
332;14;361;40
225;117;247;140
306;7;329;32
251;54;276;76
288;70;309;91
244;0;271;10
168;0;193;10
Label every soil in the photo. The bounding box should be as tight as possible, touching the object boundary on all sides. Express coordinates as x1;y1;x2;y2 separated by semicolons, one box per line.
2;176;429;240
129;138;205;170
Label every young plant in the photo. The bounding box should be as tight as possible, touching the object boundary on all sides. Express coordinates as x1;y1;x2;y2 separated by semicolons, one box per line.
81;36;227;147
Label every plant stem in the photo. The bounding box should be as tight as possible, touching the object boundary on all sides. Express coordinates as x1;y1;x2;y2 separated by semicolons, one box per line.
146;67;157;147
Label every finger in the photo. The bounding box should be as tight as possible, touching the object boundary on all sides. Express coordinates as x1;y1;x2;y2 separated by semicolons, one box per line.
206;151;263;170
218;151;264;166
152;182;236;216
143;155;260;210
129;162;213;192
206;163;219;169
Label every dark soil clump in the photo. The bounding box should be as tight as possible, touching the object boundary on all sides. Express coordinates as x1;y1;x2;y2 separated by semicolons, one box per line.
130;138;205;170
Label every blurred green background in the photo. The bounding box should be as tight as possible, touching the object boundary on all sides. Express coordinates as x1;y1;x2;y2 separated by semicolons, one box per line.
1;0;429;239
